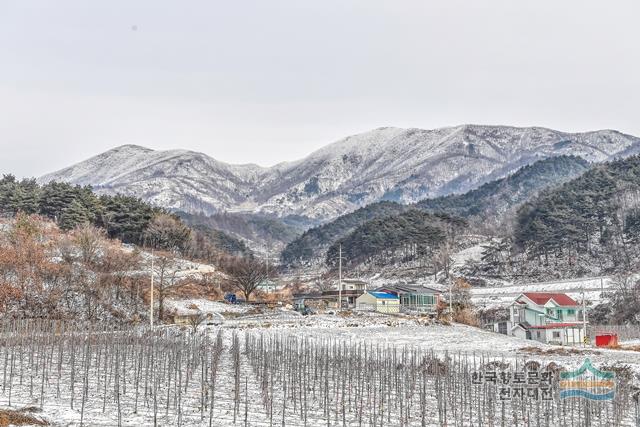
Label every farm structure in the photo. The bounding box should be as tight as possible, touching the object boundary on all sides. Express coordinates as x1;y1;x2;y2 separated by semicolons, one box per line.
292;293;335;313
293;279;368;312
375;284;441;313
355;291;400;313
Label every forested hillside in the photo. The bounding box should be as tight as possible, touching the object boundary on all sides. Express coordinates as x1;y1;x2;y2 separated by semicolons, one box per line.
281;201;406;265
514;155;640;272
282;156;592;268
0;175;160;244
326;210;466;269
179;211;303;252
0;176;265;322
0;175;248;261
417;155;589;221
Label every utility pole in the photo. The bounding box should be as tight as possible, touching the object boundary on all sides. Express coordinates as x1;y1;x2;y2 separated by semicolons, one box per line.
338;244;343;310
150;248;154;328
582;288;587;347
449;280;453;322
265;249;270;294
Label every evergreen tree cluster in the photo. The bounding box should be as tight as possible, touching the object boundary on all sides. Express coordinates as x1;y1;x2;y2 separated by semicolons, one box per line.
325;210;466;267
281;201;406;265
417;155;589;219
514;155;640;270
0;175;161;244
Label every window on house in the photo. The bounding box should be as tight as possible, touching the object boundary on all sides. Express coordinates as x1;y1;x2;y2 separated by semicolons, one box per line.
536;331;541;338
567;309;575;315
553;331;561;338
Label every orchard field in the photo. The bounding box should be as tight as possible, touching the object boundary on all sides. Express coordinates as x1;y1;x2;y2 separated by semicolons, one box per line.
1;317;639;426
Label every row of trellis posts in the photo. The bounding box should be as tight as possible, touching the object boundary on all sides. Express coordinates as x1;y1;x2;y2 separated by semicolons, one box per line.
0;319;638;426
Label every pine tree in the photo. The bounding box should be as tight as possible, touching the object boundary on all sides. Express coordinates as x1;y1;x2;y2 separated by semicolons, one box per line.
59;199;91;230
39;182;78;220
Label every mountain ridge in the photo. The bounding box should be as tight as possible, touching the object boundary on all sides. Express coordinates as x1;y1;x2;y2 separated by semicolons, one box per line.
39;125;640;221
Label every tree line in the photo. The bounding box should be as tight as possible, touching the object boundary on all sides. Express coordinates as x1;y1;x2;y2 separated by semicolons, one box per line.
325;209;466;270
514;155;640;273
281;156;590;268
0;175;161;244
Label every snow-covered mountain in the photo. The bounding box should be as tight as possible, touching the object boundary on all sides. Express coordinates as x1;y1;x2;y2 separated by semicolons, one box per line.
39;125;640;221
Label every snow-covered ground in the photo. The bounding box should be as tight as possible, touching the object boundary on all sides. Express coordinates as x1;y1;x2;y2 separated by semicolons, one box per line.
451;240;487;270
220;310;640;372
2;310;640;426
471;276;613;310
164;298;250;316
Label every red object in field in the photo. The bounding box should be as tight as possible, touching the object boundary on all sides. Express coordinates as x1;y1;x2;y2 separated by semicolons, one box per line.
595;333;618;347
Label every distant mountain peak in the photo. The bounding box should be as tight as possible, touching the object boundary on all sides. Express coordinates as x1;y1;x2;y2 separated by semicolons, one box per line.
112;143;153;152
40;125;640;221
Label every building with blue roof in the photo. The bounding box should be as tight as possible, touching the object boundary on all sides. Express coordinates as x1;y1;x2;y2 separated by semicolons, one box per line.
355;291;400;314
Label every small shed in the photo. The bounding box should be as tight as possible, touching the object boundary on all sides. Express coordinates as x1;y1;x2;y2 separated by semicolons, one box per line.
355;292;400;314
595;333;618;347
528;323;585;345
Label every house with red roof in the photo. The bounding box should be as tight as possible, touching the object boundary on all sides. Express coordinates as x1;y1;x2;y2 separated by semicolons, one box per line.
507;292;586;345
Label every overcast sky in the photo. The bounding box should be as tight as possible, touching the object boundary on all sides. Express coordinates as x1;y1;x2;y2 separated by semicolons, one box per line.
1;0;639;178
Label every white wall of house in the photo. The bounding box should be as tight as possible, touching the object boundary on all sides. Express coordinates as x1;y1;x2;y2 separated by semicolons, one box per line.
343;281;367;291
355;293;400;313
531;329;546;343
376;298;400;313
545;327;584;345
512;326;528;340
510;305;546;329
356;293;376;310
510;295;585;328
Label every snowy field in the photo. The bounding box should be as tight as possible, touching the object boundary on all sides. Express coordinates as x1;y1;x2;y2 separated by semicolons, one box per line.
1;312;639;426
164;298;251;316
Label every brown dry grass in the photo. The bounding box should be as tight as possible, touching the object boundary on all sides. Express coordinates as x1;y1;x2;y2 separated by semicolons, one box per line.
452;308;479;327
0;409;48;426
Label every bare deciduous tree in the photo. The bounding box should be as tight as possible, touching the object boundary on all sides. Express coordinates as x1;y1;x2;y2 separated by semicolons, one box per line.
150;251;182;322
219;256;268;301
187;311;206;333
144;214;191;253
